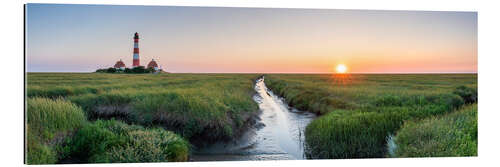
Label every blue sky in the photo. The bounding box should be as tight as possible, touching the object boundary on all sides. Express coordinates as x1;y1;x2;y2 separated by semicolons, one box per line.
26;4;477;73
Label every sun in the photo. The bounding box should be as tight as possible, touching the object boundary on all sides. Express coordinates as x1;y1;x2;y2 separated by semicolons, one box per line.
336;64;347;73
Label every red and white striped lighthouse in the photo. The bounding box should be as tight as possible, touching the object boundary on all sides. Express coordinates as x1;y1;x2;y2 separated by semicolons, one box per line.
132;32;140;67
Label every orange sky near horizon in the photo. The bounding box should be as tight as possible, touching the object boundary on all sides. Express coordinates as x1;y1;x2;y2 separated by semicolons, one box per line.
27;5;477;73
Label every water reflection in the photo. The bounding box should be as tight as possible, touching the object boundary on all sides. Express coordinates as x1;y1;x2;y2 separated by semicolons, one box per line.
191;77;315;161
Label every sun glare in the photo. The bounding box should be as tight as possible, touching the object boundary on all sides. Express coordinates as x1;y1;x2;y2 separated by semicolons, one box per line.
336;64;347;73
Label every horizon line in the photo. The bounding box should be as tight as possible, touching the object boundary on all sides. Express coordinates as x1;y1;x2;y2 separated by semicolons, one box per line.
26;71;478;74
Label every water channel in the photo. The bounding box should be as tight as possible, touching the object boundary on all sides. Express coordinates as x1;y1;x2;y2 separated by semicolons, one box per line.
191;77;316;161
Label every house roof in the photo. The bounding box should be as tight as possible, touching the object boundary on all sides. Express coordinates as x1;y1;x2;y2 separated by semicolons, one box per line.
114;60;126;68
147;59;158;69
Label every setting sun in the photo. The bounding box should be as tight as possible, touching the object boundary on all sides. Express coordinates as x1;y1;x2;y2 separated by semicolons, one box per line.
336;64;347;73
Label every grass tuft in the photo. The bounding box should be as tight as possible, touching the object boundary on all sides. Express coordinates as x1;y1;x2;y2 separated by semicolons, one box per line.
64;119;190;163
26;97;86;164
392;104;477;157
452;86;478;104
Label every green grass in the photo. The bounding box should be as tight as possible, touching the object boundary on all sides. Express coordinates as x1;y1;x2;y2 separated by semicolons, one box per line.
27;73;260;142
26;97;189;164
27;73;478;161
26;97;87;164
27;73;260;163
265;74;477;158
64;119;189;163
391;104;477;157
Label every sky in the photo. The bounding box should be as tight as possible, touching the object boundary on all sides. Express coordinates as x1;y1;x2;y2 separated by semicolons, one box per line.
26;4;477;73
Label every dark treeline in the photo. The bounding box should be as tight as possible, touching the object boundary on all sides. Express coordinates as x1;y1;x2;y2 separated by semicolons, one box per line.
95;66;160;74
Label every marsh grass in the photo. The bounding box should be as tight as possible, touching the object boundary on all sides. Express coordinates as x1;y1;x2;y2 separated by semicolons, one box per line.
26;97;190;164
64;119;190;163
265;74;476;158
27;73;477;161
26;97;86;164
392;104;477;157
27;73;260;143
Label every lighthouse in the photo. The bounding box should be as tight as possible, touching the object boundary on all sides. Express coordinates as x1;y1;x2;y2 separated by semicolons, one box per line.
132;32;140;67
